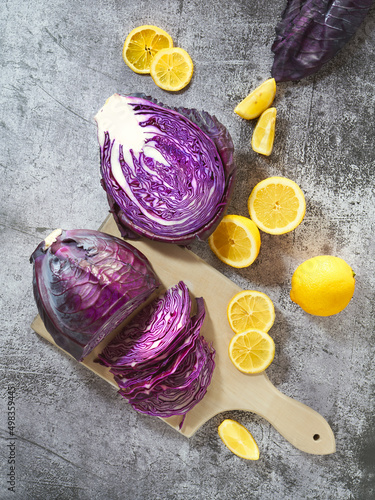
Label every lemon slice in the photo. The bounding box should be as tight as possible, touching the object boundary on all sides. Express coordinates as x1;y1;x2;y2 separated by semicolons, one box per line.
218;419;260;460
123;25;173;74
251;107;277;156
150;47;194;91
248;176;306;235
234;78;276;120
227;290;275;334
228;329;275;374
208;215;261;269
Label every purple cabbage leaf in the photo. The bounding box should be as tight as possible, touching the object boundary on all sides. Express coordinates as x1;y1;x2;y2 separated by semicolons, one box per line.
98;281;192;368
95;94;236;245
127;337;215;419
97;281;215;420
30;229;160;361
271;0;374;82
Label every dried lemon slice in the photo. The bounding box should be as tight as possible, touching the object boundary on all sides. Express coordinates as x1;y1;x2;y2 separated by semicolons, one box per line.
208;215;261;269
123;25;173;74
228;329;275;374
150;47;194;91
248;176;306;235
227;290;275;334
234;78;276;120
251;107;277;156
218;419;260;460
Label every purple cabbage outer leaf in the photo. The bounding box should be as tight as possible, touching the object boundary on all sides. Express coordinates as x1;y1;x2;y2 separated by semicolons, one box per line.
271;0;374;82
30;229;160;361
95;94;236;245
97;282;215;419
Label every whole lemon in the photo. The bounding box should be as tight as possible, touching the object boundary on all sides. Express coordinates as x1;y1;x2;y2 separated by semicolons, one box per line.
290;256;355;316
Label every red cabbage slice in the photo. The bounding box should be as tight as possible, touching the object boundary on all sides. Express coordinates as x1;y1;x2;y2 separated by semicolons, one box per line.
138;336;210;396
125;337;215;418
97;281;191;368
112;297;206;398
97;284;215;419
95;94;236;244
30;229;160;361
271;0;374;82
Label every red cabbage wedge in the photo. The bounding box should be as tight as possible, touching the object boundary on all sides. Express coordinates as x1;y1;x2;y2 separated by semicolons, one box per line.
271;0;374;82
97;281;215;421
95;94;236;245
30;229;160;361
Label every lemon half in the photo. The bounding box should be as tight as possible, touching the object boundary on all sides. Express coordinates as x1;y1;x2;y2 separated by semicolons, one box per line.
208;215;261;268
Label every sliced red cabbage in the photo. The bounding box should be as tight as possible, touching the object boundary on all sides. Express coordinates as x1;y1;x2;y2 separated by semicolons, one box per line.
98;281;191;368
97;284;215;419
112;297;206;398
125;337;215;418
30;229;160;361
95;94;236;244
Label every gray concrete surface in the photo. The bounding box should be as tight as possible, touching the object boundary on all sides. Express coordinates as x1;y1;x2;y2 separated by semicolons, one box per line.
1;0;374;498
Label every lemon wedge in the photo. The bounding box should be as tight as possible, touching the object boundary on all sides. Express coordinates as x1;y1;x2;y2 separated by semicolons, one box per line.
218;419;260;460
251;107;277;156
234;78;276;120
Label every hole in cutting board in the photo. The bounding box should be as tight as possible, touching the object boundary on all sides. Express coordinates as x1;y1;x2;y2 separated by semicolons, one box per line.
313;434;320;441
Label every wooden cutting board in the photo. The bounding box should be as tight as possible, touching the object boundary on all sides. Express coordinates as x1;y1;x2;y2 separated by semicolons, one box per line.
31;215;336;455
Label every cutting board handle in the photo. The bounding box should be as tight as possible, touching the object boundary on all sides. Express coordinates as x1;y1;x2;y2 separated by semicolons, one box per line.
178;373;336;454
244;374;336;455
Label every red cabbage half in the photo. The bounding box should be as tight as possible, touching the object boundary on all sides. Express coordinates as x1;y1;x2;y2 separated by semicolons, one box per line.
97;281;215;419
30;229;160;361
95;94;236;245
271;0;374;82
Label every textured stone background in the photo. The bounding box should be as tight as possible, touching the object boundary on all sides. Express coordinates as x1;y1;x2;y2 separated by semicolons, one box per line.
1;0;374;498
